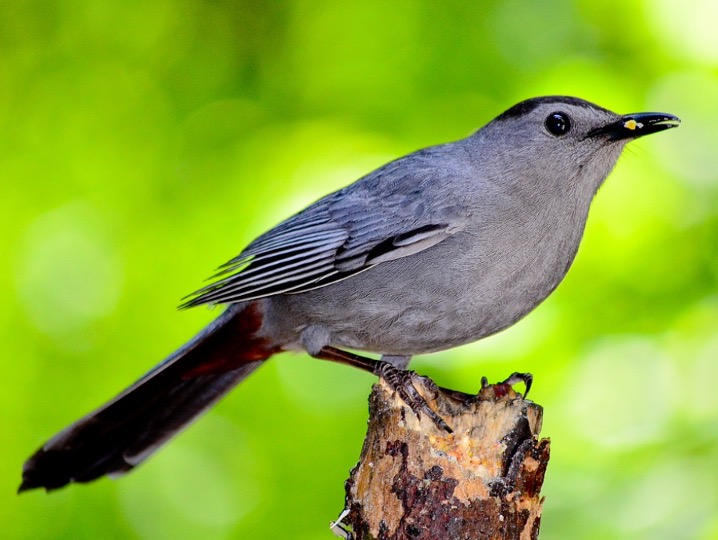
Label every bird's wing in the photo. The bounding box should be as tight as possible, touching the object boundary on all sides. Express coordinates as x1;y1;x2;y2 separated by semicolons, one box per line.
181;182;461;308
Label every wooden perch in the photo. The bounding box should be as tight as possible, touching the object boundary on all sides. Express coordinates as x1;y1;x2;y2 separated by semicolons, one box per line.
333;375;549;540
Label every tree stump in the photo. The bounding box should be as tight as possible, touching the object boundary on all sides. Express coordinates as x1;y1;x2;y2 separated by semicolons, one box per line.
333;375;549;540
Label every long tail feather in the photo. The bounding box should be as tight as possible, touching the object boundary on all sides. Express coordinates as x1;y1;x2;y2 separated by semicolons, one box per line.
20;303;276;492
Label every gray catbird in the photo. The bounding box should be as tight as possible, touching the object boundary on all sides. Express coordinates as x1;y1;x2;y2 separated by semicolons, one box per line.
20;96;679;492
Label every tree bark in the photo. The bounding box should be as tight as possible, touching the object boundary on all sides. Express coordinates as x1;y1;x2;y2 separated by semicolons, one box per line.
333;375;549;540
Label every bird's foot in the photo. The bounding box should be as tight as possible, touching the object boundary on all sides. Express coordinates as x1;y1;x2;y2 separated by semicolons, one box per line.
481;371;533;399
309;346;452;432
374;361;453;433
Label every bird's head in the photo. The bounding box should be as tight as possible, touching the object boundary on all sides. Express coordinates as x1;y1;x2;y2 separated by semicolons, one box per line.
473;96;680;197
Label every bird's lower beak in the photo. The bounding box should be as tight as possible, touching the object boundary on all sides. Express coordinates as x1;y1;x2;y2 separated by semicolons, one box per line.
589;112;681;140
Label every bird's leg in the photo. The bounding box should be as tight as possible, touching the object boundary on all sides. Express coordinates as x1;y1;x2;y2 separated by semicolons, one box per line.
379;354;412;370
311;346;452;433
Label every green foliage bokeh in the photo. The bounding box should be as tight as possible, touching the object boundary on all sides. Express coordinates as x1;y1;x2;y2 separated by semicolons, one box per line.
3;1;718;539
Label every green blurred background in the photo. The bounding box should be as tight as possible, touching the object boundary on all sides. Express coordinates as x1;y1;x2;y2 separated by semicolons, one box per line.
3;0;718;538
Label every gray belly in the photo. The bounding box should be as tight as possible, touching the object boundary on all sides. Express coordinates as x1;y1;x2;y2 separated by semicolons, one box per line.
266;222;584;356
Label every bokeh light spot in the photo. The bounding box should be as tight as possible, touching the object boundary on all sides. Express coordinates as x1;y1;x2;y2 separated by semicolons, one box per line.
119;416;260;539
14;202;123;336
565;336;676;448
648;71;718;186
647;0;718;63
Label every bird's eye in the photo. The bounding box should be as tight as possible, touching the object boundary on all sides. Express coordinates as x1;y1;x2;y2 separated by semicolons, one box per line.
545;112;571;136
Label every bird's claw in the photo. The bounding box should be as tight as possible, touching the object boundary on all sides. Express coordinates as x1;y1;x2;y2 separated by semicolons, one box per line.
482;372;533;398
375;361;453;433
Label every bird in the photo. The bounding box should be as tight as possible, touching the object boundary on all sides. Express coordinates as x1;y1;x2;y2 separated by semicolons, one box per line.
19;96;680;492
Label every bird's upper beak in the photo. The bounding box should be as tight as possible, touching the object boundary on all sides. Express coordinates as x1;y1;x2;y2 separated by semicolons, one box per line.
588;112;681;141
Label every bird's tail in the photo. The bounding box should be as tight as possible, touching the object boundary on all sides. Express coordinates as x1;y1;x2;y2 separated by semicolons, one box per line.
19;302;279;492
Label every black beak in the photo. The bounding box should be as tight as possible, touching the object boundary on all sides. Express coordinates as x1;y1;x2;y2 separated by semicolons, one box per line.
588;112;681;141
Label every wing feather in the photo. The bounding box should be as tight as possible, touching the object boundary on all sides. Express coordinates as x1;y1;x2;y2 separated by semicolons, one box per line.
216;233;346;278
220;250;335;289
187;258;338;305
182;150;467;307
218;224;343;269
181;206;349;307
